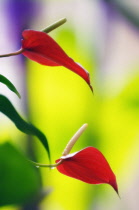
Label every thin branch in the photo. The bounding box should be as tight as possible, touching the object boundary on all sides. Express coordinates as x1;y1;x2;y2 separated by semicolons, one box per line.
29;159;63;168
0;49;24;58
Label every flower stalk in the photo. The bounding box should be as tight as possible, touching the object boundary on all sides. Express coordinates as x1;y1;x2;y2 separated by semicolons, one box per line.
29;159;64;168
0;49;24;58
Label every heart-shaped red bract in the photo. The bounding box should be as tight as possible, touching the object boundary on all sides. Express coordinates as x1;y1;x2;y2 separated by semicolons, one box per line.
56;147;118;194
21;30;93;91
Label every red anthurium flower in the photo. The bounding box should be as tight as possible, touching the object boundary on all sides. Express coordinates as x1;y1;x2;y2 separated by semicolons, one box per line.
21;30;93;91
29;124;118;195
56;147;118;194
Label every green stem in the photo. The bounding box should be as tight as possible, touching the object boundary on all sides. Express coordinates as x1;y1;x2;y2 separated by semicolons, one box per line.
0;49;24;58
42;18;67;33
30;159;64;168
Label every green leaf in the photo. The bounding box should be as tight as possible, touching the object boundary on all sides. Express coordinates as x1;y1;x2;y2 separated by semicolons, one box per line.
0;142;40;206
0;94;50;160
0;74;21;98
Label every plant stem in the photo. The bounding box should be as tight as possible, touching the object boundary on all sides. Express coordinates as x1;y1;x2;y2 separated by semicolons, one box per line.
30;159;64;168
0;49;24;58
42;18;67;33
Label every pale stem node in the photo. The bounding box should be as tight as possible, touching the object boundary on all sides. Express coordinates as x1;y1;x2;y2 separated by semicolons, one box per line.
42;18;67;33
62;123;88;156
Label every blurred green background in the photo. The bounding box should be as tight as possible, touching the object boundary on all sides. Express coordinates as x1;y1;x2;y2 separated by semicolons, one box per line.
0;0;139;209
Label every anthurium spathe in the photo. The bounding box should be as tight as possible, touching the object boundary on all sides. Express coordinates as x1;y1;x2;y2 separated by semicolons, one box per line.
0;19;93;91
56;147;118;194
21;29;93;91
30;124;118;195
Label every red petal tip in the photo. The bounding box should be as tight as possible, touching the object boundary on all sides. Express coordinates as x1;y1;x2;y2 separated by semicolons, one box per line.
89;84;93;93
109;179;119;197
